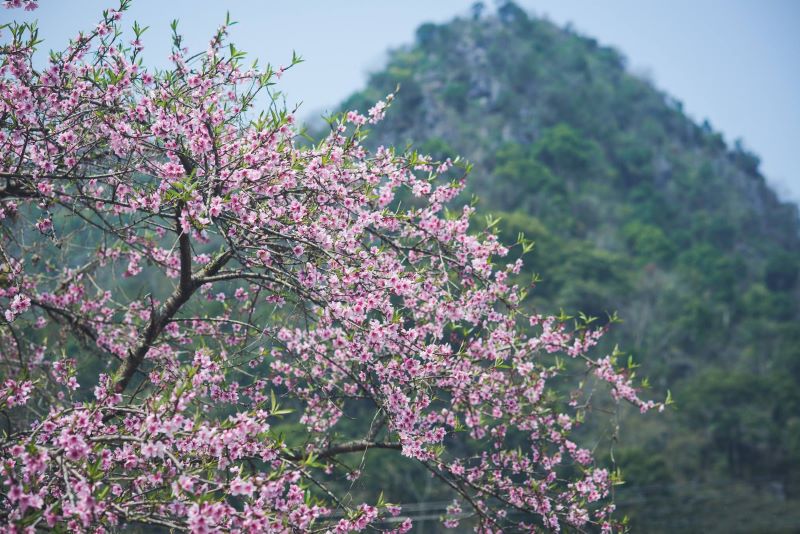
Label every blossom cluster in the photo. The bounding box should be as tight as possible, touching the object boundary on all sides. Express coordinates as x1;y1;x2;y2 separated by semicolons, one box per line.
0;2;661;532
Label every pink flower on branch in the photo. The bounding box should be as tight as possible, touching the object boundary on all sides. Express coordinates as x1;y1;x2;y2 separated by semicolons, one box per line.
0;3;663;532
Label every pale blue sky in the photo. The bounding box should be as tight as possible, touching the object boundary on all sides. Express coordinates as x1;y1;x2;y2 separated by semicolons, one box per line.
4;1;799;201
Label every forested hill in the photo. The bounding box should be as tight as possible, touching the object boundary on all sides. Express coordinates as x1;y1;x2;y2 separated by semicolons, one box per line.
334;2;800;531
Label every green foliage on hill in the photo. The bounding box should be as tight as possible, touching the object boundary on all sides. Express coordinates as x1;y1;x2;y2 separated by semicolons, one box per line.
332;2;800;531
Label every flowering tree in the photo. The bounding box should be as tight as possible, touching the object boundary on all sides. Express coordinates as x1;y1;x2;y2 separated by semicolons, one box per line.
0;2;662;532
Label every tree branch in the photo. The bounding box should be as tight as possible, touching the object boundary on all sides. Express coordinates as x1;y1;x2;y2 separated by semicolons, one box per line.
178;227;192;293
284;440;401;462
113;248;233;393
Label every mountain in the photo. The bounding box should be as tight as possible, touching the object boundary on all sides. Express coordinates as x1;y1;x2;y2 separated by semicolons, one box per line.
332;2;800;531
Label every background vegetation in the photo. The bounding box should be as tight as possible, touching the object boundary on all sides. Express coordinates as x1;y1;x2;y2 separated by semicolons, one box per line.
330;2;800;531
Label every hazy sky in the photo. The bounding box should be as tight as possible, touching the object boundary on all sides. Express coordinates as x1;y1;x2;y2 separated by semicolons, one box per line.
4;1;799;201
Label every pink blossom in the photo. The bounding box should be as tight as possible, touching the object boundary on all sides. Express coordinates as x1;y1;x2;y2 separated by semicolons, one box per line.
0;4;661;531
